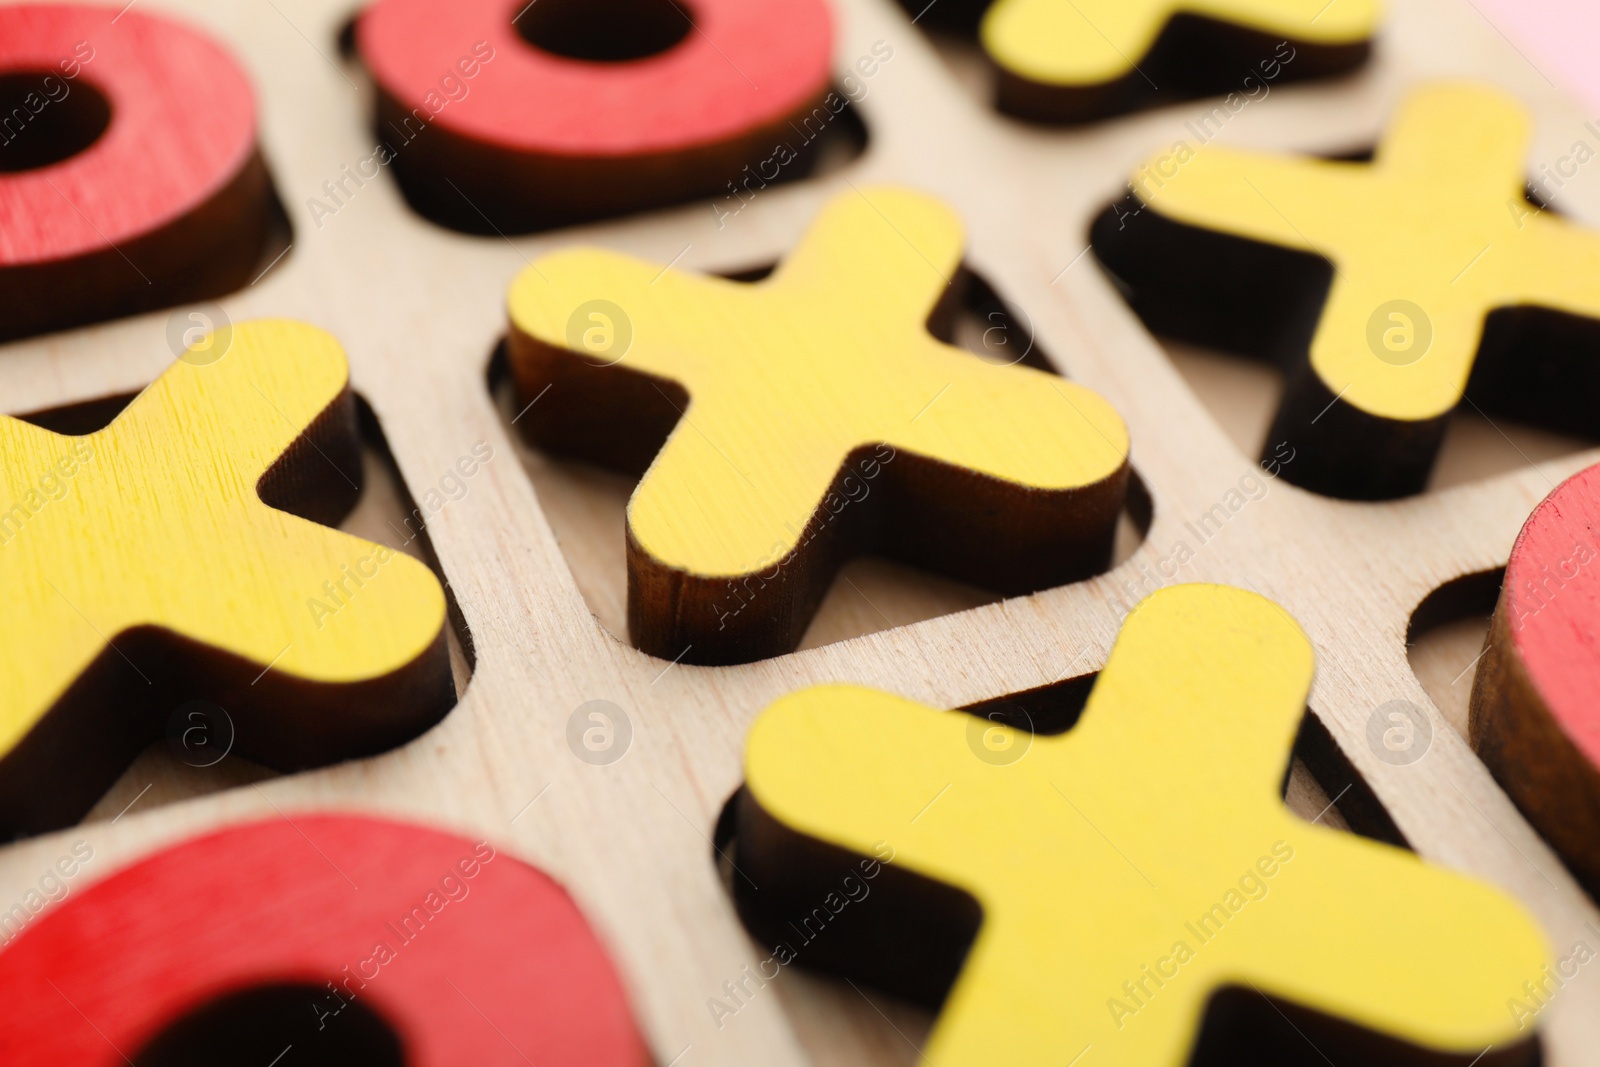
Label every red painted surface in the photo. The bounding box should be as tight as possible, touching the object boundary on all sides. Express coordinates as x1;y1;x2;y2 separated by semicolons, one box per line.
0;4;257;265
356;0;832;158
1505;464;1600;766
0;816;651;1066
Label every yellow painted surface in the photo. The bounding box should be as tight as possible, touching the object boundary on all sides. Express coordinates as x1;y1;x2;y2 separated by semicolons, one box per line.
507;186;1129;579
746;584;1549;1065
1131;82;1600;421
983;0;1377;87
0;319;446;753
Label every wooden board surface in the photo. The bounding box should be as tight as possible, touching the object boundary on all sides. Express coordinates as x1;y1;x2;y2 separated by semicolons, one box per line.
5;0;1600;1063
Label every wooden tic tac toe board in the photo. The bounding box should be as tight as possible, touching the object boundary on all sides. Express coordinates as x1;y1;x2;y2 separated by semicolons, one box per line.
8;0;1600;1063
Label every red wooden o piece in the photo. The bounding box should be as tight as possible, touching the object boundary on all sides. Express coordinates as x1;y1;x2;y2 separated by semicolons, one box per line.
356;0;833;231
0;816;651;1065
0;4;270;343
1472;463;1600;894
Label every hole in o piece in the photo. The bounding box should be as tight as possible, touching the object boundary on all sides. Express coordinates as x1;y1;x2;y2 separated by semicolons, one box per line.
0;71;111;173
133;982;404;1066
515;0;693;63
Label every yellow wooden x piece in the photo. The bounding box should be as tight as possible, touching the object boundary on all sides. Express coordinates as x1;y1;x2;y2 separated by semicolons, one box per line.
1133;82;1600;423
983;0;1377;88
0;319;447;756
745;584;1548;1066
508;186;1127;577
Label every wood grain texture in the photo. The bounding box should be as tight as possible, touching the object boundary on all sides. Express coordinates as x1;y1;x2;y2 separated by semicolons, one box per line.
507;186;1129;663
356;0;834;231
1473;463;1600;896
982;0;1377;122
1095;82;1600;498
0;816;650;1065
0;319;451;836
739;584;1546;1066
0;3;271;341
0;0;1599;1065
